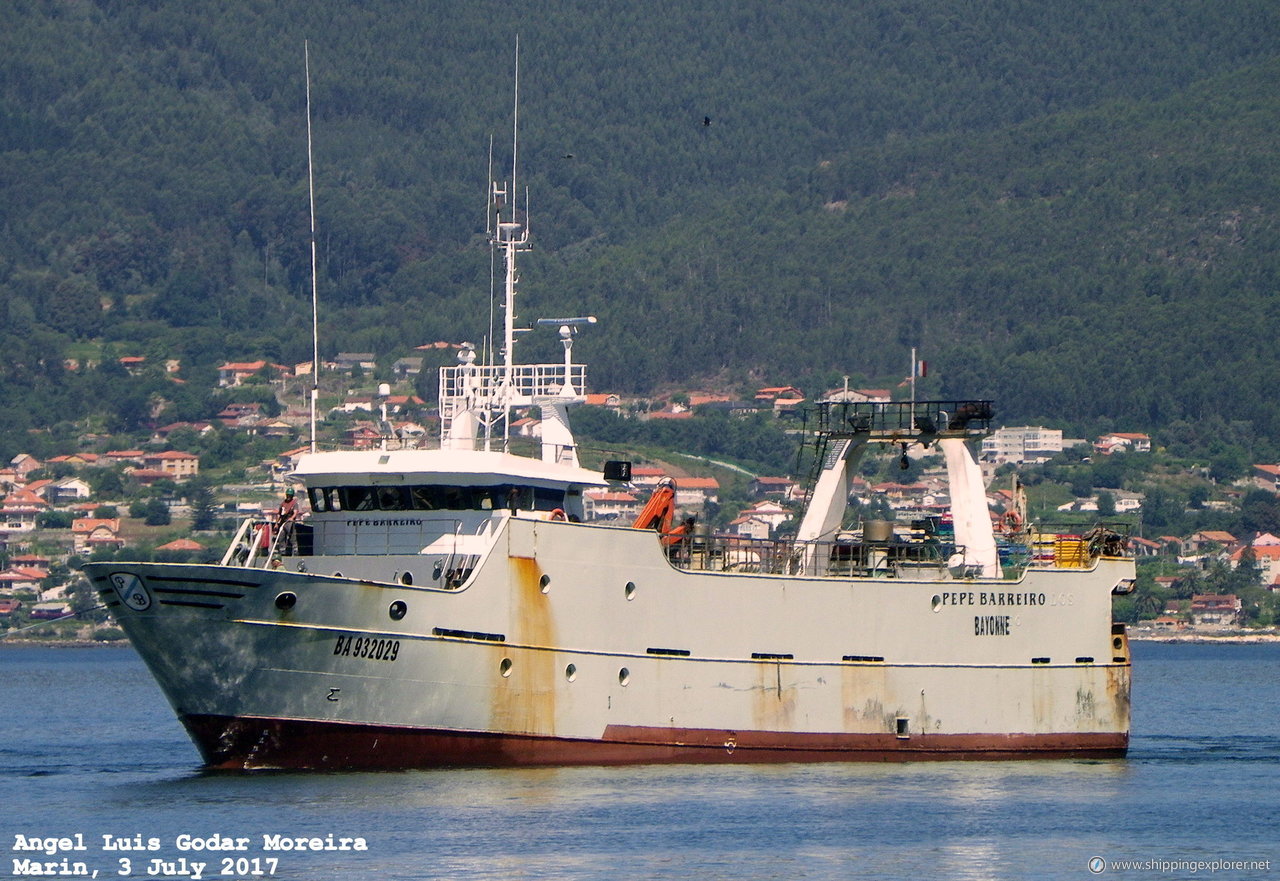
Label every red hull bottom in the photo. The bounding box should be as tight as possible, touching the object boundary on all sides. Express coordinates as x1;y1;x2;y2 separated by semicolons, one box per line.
182;714;1129;770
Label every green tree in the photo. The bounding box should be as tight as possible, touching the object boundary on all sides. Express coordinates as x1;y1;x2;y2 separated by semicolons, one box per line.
1096;491;1116;517
186;479;218;531
143;498;172;526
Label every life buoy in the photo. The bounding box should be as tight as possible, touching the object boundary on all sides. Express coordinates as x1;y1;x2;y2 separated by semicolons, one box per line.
550;508;567;521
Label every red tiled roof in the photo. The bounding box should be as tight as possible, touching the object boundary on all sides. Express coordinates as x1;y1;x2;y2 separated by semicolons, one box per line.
156;538;204;551
72;518;120;534
678;477;720;489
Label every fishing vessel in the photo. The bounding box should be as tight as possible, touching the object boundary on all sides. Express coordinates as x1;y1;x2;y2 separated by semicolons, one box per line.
83;101;1134;771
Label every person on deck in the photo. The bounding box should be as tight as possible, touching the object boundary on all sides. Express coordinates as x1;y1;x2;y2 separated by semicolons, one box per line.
275;486;300;556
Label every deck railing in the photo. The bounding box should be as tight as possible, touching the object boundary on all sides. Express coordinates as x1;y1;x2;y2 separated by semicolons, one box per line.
661;524;1130;580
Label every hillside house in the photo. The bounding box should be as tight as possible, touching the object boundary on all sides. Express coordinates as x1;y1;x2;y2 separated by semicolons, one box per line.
584;393;623;410
1252;464;1280;493
1190;594;1242;628
2;489;47;532
675;477;720;508
511;417;542;439
261;421;297;439
333;353;377;373
104;450;146;466
142;451;199;480
1095;432;1152;455
345;424;383;449
1230;544;1280;586
30;601;72;620
129;468;171;487
47;477;92;503
825;388;892;404
981;426;1065;464
755;386;804;402
584;490;642;521
1128;536;1163;558
0;566;47;592
727;514;773;540
47;452;101;467
738;500;792;530
1184;531;1238;556
270;446;311;481
217;402;265;428
218;360;268;387
10;553;50;569
338;396;374;413
386;395;426;415
754;387;805;417
750;476;797;499
392;357;424;378
630;467;669;489
72;518;122;554
151;421;213;443
10;454;41;478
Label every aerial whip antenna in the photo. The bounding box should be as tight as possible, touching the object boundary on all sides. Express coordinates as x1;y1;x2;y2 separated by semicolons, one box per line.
305;40;321;454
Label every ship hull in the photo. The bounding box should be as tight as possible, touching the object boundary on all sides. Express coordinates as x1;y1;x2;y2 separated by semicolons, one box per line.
84;517;1131;770
185;714;1127;770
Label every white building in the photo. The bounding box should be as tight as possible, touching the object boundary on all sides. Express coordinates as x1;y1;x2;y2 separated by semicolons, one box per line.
981;426;1064;464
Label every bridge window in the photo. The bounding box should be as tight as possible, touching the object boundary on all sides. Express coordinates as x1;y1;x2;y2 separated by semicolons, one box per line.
305;484;567;513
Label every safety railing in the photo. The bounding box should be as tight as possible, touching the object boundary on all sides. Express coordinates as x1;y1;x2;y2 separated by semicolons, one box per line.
662;524;1130;579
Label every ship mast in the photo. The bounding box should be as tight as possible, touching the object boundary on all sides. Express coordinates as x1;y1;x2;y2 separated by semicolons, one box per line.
437;40;592;464
305;41;321;454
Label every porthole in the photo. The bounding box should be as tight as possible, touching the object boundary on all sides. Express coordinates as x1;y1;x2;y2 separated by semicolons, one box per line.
388;600;407;621
499;658;513;678
274;592;297;611
1112;636;1123;650
565;663;577;682
930;595;942;612
539;574;551;594
400;571;414;586
625;581;637;601
618;667;631;686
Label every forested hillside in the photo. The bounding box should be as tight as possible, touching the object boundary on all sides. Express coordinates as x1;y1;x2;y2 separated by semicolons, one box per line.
3;0;1280;460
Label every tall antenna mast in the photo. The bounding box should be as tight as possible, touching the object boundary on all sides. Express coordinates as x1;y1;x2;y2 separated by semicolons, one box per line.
511;36;519;240
305;40;321;454
486;133;496;370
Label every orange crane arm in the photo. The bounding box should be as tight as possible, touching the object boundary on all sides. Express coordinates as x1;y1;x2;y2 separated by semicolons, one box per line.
632;482;676;535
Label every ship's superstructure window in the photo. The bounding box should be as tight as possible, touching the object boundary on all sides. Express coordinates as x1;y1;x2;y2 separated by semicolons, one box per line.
307;484;566;513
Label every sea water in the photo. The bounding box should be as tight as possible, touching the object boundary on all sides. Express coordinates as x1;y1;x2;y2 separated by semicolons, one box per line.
1;642;1276;880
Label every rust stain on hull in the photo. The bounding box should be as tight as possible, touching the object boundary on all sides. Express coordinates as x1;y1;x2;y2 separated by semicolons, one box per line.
490;554;557;738
840;663;888;733
751;661;797;731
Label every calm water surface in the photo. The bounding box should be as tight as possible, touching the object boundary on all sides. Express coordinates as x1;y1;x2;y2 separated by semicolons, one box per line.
2;641;1277;880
